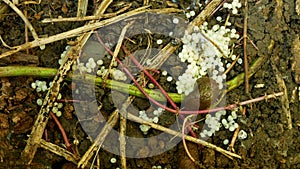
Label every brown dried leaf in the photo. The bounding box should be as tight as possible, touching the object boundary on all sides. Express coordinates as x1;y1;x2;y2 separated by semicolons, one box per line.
12;111;33;134
14;87;28;102
0;113;9;129
62;3;68;15
34;11;44;20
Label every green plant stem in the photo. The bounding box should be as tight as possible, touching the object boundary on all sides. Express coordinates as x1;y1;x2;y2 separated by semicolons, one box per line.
0;55;266;103
226;54;267;92
72;73;183;103
0;66;182;103
0;66;58;77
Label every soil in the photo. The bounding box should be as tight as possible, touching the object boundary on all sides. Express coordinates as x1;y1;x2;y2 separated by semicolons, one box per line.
0;0;300;169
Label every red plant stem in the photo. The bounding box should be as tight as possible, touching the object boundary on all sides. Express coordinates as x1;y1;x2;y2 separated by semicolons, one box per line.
44;128;49;142
179;92;284;114
94;34;199;137
57;99;81;103
95;34;175;111
121;45;198;137
50;112;72;152
93;34;283;137
119;59;197;136
117;57;177;113
122;45;178;110
94;33;284;115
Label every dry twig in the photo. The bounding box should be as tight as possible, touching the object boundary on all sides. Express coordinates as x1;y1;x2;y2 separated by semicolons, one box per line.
126;112;241;159
40;139;79;165
78;110;119;168
1;6;183;58
243;0;249;93
77;0;88;17
105;21;135;169
42;4;132;23
182;115;200;165
21;0;114;164
103;21;134;85
228;125;240;152
151;0;224;69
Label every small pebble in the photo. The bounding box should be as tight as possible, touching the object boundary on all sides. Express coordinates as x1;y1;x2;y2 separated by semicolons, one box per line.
152;117;159;123
167;76;173;82
162;70;168;76
31;83;36;89
173;18;179;24
148;83;155;89
57;93;62;100
226;63;231;68
216;16;222;22
110;157;117;164
223;139;229;145
232;8;238;15
189;11;196;16
186;13;191;18
56;111;62;117
97;59;104;65
36;98;43;106
237;58;243;64
157;39;163;45
231;55;237;60
238;130;248;139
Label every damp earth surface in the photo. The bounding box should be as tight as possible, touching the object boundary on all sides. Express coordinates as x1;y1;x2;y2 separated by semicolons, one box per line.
0;0;299;168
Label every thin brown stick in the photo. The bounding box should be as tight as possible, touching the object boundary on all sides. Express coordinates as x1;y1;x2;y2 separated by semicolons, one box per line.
224;54;241;75
150;0;225;71
143;0;149;6
77;0;88;17
243;0;249;93
247;36;259;50
40;139;79;165
22;0;41;5
118;97;137;169
126;112;241;159
21;45;82;164
96;154;100;169
42;4;131;23
78;110;119;168
24;9;29;54
104;21;134;169
179;92;284;115
119;116;127;169
122;46;178;109
103;21;134;86
210;0;227;16
0;36;14;49
187;0;224;32
228;125;240;152
0;6;164;59
182;115;199;164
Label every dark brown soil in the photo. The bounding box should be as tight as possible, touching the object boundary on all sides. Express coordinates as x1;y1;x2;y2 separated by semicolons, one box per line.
0;0;300;169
